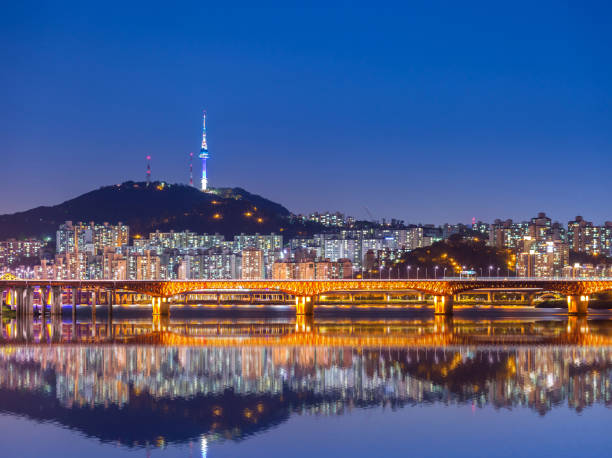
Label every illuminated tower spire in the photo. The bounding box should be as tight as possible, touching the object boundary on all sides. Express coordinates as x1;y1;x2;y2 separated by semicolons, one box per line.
199;111;209;191
146;155;151;185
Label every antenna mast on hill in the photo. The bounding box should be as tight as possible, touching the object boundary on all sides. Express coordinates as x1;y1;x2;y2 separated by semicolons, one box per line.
189;152;194;186
146;155;151;185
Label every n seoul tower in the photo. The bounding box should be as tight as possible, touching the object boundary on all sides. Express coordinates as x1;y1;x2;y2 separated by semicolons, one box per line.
199;111;210;191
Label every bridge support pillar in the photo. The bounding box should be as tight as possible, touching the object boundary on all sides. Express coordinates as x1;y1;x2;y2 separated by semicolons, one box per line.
71;287;77;322
40;287;47;322
92;289;98;322
23;287;34;318
91;289;98;338
51;287;62;316
567;295;589;315
0;290;4;320
14;287;22;318
17;288;23;318
108;289;115;323
295;296;314;315
433;295;454;315
51;314;62;342
152;297;170;317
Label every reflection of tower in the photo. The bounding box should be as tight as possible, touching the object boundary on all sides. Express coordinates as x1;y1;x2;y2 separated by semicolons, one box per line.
200;435;207;458
189;152;194;186
199;111;210;191
146;155;151;185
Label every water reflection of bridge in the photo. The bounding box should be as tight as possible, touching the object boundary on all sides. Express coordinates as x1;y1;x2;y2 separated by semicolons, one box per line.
3;315;612;347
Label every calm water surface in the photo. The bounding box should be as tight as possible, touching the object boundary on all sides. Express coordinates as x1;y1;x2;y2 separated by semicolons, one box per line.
1;311;611;457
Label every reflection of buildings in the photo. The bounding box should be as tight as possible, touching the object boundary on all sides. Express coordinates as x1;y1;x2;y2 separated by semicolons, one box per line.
0;344;611;419
0;318;611;450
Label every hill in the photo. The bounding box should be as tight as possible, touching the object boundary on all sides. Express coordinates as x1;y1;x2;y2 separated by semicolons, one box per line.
0;181;321;239
375;235;513;278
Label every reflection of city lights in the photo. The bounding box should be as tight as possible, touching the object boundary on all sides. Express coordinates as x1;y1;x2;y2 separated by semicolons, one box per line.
0;318;611;425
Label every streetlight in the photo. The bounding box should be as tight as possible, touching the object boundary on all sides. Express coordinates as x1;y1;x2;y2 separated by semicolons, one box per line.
489;265;493;278
407;265;411;279
416;267;420;279
479;267;483;278
497;267;500;277
434;265;439;279
443;267;447;278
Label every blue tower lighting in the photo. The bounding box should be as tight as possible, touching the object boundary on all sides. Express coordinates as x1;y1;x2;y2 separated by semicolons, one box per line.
199;111;209;191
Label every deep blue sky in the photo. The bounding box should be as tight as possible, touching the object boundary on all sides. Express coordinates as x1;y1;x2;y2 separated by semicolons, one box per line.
2;2;611;225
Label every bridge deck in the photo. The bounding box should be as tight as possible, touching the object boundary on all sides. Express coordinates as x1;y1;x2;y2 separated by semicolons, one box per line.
3;278;612;296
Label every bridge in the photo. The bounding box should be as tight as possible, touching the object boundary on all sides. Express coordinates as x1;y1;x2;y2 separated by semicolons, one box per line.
1;278;611;318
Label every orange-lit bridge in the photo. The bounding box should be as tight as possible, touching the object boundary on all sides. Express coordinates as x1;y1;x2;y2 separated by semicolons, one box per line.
2;278;612;317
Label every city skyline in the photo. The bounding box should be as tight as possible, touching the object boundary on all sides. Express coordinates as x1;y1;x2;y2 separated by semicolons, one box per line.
3;5;611;458
2;3;611;224
4;210;612;283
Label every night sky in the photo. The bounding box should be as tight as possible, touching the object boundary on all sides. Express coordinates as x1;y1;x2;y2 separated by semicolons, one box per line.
2;2;611;225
